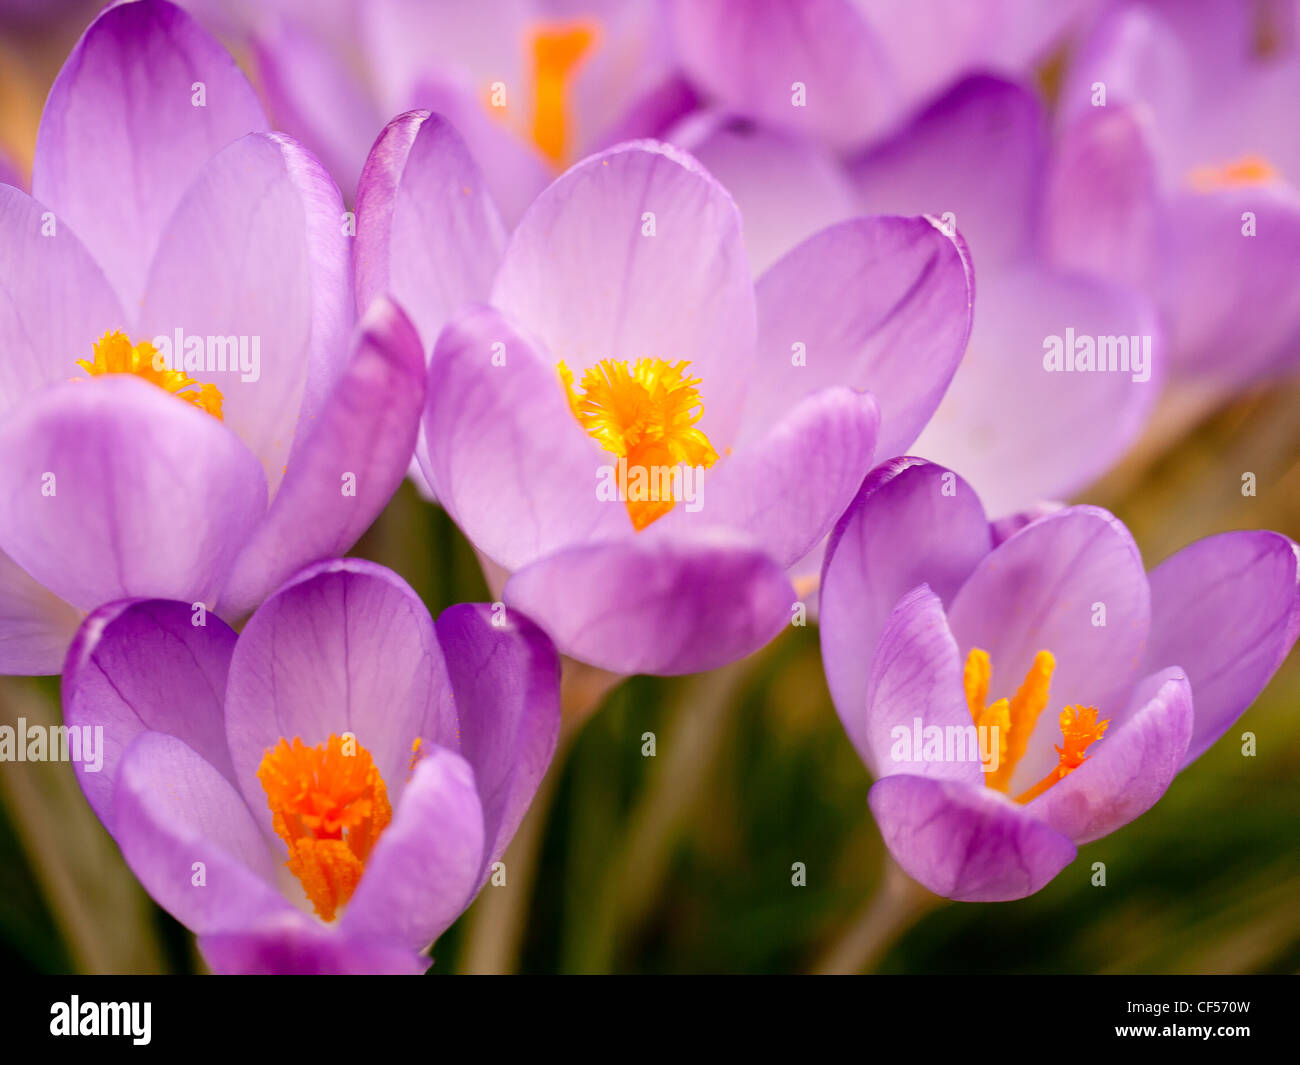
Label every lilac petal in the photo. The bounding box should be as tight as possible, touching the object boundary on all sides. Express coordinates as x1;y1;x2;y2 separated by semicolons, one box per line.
989;501;1067;547
113;731;290;933
849;74;1046;272
199;916;428;975
492;140;756;448
1043;104;1162;291
250;18;381;203
219;297;426;617
0;148;19;189
1142;531;1300;765
340;746;485;950
418;304;627;573
0;376;267;611
945;506;1152;796
869;773;1076;902
355;110;507;352
745;215;972;457
224;559;451;839
670;115;858;274
0;549;80;674
0;184;124;417
820;459;992;737
434;603;561;874
666;0;897;150
1026;666;1193;844
663;386;878;569
504;530;795;675
32;0;268;310
139;132;353;498
1156;186;1300;384
863;585;984;786
910;264;1162;517
63;598;239;826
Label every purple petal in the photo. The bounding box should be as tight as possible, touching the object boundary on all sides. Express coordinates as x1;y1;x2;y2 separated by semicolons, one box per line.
666;0;897;149
354;110;507;353
340;746;485;950
434;603;561;874
0;549;81;675
820;459;992;740
1142;531;1300;765
745;215;973;458
113;731;290;933
63;598;239;826
503;530;795;675
1026;666;1193;844
0;184;124;416
139;131;353;497
0;376;267;611
33;0;268;310
869;773;1076;902
219;297;426;616
224;559;452;839
910;264;1162;517
199;916;428;975
849;74;1047;272
945;506;1152;796
418;304;627;573
663;387;878;568
863;585;984;785
491;140;756;448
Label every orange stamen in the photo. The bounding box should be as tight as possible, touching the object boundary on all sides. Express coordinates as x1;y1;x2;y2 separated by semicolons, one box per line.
76;330;223;419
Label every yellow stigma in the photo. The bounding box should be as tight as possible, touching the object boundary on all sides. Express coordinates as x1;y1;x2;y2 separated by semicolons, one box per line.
257;734;392;922
962;647;1108;801
529;21;596;165
76;331;223;419
559;357;719;531
1188;154;1279;191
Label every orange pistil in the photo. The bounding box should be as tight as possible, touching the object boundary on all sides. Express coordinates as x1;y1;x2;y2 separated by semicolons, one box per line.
530;21;597;165
76;330;223;419
1015;706;1111;804
1188;154;1279;192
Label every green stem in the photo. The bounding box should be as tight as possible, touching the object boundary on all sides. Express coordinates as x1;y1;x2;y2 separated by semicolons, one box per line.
812;855;942;974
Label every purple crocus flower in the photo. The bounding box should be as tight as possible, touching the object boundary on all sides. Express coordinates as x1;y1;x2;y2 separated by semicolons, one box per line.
1051;0;1300;385
62;558;560;974
820;457;1300;901
0;0;425;674
356;111;974;675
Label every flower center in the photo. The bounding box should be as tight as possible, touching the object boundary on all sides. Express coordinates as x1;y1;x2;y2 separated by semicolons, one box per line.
76;330;223;419
257;734;392;922
1187;154;1278;191
559;357;719;530
962;648;1109;802
530;21;597;165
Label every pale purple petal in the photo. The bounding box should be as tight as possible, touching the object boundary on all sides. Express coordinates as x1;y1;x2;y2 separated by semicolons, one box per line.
33;0;268;310
224;559;451;839
139;131;353;498
744;215;972;457
1026;666;1194;844
0;184;124;417
0;548;80;675
112;731;290;933
63;598;239;826
1142;531;1300;764
504;529;795;675
199;916;428;975
820;459;992;752
869;773;1076;902
492;140;756;448
340;746;485;949
434;602;561;874
219;297;426;616
418;303;627;573
0;376;266;611
945;505;1152;796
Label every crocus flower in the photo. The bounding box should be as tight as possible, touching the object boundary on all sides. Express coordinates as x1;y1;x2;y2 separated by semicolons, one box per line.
179;0;689;216
62;558;561;974
356;111;974;675
0;0;425;674
819;457;1300;901
1051;0;1300;385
